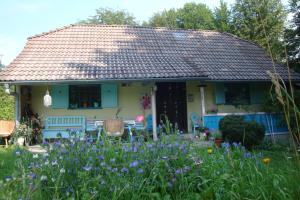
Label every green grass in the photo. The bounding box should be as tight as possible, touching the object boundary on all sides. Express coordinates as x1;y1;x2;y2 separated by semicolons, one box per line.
0;146;17;180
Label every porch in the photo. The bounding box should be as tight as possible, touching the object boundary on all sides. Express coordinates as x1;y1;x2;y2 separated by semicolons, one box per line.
13;81;288;140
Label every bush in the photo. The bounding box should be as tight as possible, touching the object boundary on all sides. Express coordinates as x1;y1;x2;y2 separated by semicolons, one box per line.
0;86;14;120
219;115;265;149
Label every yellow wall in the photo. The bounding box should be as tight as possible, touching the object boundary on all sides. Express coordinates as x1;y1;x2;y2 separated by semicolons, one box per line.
30;83;152;122
29;81;269;133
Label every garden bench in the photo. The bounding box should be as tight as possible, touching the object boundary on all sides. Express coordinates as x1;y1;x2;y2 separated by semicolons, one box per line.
42;116;86;140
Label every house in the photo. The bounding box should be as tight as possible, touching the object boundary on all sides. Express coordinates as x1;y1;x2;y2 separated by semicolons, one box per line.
0;24;299;140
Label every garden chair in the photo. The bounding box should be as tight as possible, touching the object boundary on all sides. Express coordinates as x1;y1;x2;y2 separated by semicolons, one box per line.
190;112;201;135
0;120;15;147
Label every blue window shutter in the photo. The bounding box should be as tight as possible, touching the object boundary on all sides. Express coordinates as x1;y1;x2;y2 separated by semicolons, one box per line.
51;85;69;109
250;83;265;104
215;83;225;104
101;84;118;108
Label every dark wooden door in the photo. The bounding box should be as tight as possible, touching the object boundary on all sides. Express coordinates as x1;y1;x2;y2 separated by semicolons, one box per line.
156;82;187;132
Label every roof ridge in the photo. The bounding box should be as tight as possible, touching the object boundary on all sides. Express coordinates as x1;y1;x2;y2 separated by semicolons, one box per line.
27;24;77;39
220;32;261;47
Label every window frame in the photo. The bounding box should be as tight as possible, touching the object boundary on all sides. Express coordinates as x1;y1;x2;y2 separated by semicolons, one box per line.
224;83;250;105
68;84;101;109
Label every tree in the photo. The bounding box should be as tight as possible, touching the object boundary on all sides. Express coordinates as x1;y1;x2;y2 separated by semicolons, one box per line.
285;0;300;72
147;3;215;30
80;8;138;26
147;9;179;28
232;0;286;62
214;0;232;32
178;3;215;30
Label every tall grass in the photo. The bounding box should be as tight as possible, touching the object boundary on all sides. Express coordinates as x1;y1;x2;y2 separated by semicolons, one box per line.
0;137;299;199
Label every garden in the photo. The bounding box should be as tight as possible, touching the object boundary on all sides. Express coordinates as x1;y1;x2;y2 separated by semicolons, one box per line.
0;131;300;199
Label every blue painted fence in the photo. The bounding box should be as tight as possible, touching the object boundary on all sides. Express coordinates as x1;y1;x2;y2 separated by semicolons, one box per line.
203;113;288;135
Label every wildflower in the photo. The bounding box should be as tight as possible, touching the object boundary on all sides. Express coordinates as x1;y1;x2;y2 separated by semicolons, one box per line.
83;165;92;171
243;152;252;158
110;158;116;163
33;154;39;159
28;172;36;179
40;175;47;181
4;176;12;182
207;148;213;154
60;168;66;173
262;157;271;165
129;160;139;168
175;169;184;174
221;142;230;149
15;151;21;156
98;155;104;160
112;168;118;172
44;160;49;165
137;168;144;174
52;160;58;166
161;156;168;160
100;162;106;167
121;167;129;173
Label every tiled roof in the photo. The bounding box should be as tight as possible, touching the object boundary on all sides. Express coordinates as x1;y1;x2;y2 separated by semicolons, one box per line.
0;24;299;82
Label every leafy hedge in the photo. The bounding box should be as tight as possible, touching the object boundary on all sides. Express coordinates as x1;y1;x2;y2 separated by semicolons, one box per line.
219;115;265;149
0;86;15;120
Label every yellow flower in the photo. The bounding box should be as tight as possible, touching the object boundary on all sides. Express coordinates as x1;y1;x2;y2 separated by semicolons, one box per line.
207;148;213;154
262;157;271;165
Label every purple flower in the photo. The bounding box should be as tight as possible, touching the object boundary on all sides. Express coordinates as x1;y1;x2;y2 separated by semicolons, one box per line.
121;167;129;173
147;144;154;149
129;160;139;168
221;142;230;149
110;158;116;163
112;168;118;172
100;162;106;167
137;168;144;174
98;155;104;160
175;169;184;174
28;172;36;179
244;152;252;158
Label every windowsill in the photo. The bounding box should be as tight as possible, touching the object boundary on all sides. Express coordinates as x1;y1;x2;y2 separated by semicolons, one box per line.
68;107;102;110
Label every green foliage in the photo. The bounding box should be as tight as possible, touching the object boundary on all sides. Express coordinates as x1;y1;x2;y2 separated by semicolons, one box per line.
214;0;232;32
1;139;300;199
148;3;215;30
80;8;138;25
219;115;265;149
284;0;300;71
0;86;14;120
232;0;286;61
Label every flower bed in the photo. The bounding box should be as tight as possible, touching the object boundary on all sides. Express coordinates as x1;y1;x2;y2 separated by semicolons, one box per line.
1;137;300;199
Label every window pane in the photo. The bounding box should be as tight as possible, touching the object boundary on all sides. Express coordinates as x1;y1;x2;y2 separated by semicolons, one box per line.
224;84;250;105
69;85;101;109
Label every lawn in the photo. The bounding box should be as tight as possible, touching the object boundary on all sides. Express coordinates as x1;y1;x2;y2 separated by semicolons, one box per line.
0;137;299;199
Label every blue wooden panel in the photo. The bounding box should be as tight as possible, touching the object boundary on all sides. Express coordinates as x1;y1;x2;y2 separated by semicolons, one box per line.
203;113;288;135
250;83;265;104
51;85;69;109
214;83;225;104
101;84;118;108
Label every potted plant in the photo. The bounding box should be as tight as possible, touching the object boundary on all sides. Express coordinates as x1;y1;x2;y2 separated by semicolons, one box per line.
13;123;32;146
211;131;222;147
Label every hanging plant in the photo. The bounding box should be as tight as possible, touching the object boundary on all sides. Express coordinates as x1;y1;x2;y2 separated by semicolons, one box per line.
140;93;151;110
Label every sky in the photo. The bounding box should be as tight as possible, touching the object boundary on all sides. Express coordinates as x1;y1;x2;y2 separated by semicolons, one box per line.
0;0;288;65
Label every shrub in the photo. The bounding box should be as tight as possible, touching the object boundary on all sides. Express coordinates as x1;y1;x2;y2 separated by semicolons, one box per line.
219;115;265;149
0;86;14;120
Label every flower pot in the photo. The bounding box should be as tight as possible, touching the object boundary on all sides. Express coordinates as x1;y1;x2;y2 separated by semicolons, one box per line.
16;137;25;146
103;119;124;137
214;138;222;147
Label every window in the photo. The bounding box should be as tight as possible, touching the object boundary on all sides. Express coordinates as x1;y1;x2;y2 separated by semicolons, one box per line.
69;85;101;109
224;84;250;105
